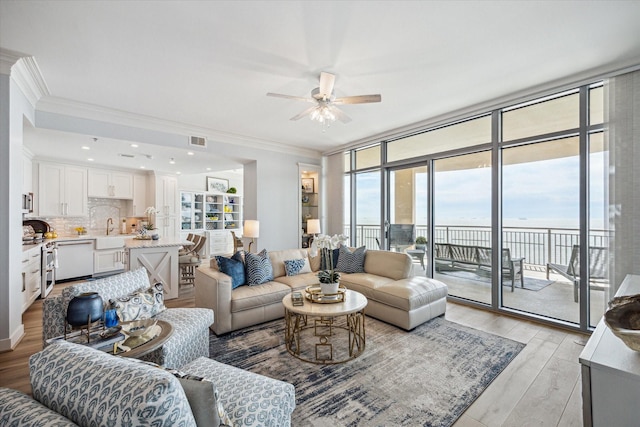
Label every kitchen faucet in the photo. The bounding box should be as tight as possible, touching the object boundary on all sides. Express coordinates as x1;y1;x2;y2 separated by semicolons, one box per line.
106;218;114;235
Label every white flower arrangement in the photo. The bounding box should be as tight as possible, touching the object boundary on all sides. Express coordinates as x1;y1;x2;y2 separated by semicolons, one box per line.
310;234;349;284
143;206;158;231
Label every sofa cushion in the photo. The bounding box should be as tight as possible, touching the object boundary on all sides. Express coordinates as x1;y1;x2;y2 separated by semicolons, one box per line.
374;277;449;311
0;388;77;426
339;273;396;299
364;249;412;281
245;249;274;285
268;248;310;278
273;272;319;290
320;248;340;270
335;245;367;273
230;281;291;312
110;282;166;322
216;252;246;289
29;341;197;426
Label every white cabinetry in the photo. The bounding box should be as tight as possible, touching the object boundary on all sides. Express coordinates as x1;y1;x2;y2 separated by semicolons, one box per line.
131;174;148;217
22;151;33;194
21;247;41;313
38;162;88;217
579;274;640;427
88;169;133;199
94;248;126;275
153;174;178;238
180;192;205;231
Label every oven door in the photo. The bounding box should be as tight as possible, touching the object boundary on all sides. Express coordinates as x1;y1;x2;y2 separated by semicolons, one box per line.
41;244;56;297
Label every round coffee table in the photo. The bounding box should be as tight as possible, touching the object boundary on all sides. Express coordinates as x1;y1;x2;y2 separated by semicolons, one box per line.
282;289;367;364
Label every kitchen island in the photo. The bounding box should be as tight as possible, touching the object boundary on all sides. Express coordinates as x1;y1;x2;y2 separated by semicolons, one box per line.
126;238;192;300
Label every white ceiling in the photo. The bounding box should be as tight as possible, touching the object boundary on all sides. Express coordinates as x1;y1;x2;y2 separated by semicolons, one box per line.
2;1;640;171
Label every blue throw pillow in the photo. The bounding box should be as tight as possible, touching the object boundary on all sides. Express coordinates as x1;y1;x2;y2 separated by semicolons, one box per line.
335;245;366;273
215;252;246;289
320;248;340;270
284;259;305;276
245;249;274;285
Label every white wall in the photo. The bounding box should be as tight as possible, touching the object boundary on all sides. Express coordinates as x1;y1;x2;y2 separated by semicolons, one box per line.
0;71;36;350
178;171;243;194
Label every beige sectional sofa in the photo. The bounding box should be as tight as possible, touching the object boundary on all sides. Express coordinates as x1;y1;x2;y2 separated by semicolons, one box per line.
195;248;448;335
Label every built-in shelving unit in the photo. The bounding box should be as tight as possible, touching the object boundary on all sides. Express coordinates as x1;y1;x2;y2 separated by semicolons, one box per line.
299;165;320;248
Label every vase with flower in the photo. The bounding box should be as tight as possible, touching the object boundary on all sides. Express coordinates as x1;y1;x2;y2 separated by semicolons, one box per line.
310;233;349;295
137;206;158;239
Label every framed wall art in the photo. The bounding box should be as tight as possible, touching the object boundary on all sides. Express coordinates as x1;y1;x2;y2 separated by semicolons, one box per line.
301;178;314;193
207;177;229;193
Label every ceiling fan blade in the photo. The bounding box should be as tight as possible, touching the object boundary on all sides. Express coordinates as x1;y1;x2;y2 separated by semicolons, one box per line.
290;105;318;121
332;107;352;123
318;72;336;99
333;94;382;105
267;92;315;103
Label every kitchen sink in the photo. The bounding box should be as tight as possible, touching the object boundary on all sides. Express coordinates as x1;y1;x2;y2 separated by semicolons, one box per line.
95;236;126;250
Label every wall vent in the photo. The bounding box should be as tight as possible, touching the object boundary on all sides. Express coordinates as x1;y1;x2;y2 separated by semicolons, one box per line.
118;153;136;158
189;136;207;148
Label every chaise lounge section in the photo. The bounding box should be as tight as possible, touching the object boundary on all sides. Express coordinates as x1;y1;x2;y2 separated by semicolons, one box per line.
42;267;214;368
195;247;448;334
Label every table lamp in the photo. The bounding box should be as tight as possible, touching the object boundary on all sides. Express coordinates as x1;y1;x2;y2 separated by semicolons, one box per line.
307;219;320;244
244;220;259;253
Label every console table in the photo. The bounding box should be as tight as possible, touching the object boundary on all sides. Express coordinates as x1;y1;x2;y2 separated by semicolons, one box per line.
579;274;640;427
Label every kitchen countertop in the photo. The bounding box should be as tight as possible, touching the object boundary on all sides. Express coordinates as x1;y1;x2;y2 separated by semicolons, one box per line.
125;237;192;249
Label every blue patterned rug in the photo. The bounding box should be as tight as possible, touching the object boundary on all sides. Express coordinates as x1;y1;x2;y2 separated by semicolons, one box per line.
209;316;524;426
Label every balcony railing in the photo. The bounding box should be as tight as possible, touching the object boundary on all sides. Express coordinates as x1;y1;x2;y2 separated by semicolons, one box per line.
346;224;610;269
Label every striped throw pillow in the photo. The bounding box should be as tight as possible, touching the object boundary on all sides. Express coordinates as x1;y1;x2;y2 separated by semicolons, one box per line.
335;245;366;273
245;249;274;285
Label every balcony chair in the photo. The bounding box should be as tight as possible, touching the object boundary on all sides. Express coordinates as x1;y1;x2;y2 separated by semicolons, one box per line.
546;245;609;302
179;234;207;286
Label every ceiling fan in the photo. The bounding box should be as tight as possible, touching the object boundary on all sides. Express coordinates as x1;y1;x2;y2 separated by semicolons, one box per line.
267;72;381;125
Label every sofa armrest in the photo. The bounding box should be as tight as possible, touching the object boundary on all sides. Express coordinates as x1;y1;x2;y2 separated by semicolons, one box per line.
42;295;66;345
0;388;78;426
195;265;233;335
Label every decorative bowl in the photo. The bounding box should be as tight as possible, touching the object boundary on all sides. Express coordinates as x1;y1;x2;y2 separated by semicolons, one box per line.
121;319;157;337
604;295;640;351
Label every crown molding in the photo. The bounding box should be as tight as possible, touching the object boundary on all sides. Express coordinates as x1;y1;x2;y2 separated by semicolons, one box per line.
0;48;50;108
36;96;321;159
0;47;23;75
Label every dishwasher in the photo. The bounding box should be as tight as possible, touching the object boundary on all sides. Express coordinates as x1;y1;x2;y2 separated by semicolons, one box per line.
55;240;95;281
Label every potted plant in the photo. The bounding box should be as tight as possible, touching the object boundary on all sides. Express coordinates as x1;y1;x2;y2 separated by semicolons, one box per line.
310;233;349;295
415;236;427;251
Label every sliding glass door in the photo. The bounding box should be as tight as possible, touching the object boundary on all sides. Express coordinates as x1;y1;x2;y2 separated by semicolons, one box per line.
433;151;492;305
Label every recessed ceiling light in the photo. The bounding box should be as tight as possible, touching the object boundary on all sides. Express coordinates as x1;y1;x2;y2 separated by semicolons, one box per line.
187;152;194;156
176;171;182;175
131;144;138;148
140;166;146;169
206;167;211;171
169;158;176;164
87;158;94;161
81;146;90;150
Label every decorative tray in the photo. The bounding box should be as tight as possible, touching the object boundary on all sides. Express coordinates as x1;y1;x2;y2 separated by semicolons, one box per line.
305;285;347;304
133;235;152;240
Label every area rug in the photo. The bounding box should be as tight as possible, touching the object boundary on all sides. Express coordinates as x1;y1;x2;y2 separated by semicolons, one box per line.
209;316;524;426
438;269;554;291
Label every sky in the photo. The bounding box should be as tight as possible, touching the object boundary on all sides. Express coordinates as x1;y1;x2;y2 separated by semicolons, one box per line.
353;152;607;230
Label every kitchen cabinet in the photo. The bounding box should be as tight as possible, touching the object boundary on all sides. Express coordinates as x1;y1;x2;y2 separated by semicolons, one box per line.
38;162;88;217
21;246;41;313
94;248;126;275
131;174;148;217
88;169;133;199
153;174;178;238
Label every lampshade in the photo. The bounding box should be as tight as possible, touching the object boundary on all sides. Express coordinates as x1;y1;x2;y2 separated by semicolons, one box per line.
307;219;321;235
244;220;259;238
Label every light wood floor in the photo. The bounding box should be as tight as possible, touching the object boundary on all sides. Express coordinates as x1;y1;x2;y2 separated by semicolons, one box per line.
0;284;586;426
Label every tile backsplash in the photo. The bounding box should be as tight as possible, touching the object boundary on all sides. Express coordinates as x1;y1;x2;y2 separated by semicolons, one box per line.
35;198;143;235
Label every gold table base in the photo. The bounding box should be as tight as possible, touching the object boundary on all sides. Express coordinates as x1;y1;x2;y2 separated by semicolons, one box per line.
284;309;366;364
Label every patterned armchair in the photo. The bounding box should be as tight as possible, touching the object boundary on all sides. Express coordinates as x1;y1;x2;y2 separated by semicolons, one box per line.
42;268;214;368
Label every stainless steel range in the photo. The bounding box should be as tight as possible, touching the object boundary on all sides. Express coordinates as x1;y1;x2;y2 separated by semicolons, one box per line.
22;219;56;297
